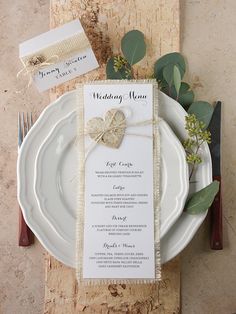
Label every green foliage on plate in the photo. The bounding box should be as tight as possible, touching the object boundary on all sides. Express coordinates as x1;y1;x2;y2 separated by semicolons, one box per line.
163;63;175;87
106;30;146;80
173;65;181;96
153;52;198;110
185;181;219;214
161;82;195;109
106;30;219;214
188;101;214;129
153;51;219;209
106;56;133;79
121;30;146;65
183;114;211;179
154;52;186;81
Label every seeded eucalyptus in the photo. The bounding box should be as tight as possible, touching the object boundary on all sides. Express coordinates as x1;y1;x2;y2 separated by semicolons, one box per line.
183;114;211;180
113;56;132;78
106;30;146;80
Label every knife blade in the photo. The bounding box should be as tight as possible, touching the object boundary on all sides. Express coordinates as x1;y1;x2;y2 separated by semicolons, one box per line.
208;101;223;250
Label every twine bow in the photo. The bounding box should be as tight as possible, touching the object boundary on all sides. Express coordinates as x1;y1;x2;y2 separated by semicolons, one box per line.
17;54;59;89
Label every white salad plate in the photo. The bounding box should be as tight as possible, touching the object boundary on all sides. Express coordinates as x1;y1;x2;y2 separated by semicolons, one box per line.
17;90;212;266
33;110;189;243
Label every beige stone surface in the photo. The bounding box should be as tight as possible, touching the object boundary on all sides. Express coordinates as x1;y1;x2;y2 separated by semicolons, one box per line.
0;0;236;313
0;1;49;314
181;1;236;313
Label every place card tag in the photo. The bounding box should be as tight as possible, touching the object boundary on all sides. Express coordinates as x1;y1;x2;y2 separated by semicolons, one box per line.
76;80;161;283
19;20;99;92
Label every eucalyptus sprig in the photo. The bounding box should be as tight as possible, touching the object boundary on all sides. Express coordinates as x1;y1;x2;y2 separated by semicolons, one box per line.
106;30;220;215
113;56;132;78
183;114;211;180
106;30;146;80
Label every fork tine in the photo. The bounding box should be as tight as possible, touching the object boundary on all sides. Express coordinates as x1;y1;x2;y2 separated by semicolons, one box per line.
29;112;33;129
21;113;25;139
26;113;30;135
18;111;34;246
18;112;23;147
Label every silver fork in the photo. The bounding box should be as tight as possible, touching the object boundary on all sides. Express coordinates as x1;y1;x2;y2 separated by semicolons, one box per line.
18;112;34;246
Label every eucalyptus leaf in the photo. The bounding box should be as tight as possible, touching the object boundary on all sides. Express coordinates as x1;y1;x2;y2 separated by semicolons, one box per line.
154;52;186;81
178;90;194;109
173;65;181;95
106;57;132;80
161;82;194;109
158;80;169;90
177;82;194;109
168;82;192;97
185;181;219;214
163;64;174;87
179;82;191;93
121;30;146;65
188;101;214;128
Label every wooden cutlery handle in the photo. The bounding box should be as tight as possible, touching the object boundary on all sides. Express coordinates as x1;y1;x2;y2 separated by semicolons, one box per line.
210;176;223;250
19;207;34;246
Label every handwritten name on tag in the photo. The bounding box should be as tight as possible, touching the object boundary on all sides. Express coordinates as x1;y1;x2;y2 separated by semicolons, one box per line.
19;20;99;92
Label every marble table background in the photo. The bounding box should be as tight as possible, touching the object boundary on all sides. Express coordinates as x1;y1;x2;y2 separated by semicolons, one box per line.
0;1;236;313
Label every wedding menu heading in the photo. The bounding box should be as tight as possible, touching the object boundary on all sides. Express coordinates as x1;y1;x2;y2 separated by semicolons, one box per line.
77;81;160;283
91;90;148;104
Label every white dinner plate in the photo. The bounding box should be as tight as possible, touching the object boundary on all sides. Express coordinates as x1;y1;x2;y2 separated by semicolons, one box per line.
17;90;212;266
33;110;189;243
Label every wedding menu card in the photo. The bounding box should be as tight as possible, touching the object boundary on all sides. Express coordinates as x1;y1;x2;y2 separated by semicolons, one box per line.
77;81;160;283
19;20;99;91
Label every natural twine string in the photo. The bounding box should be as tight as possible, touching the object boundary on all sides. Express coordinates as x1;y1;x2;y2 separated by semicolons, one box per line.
80;108;157;161
16;55;59;90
